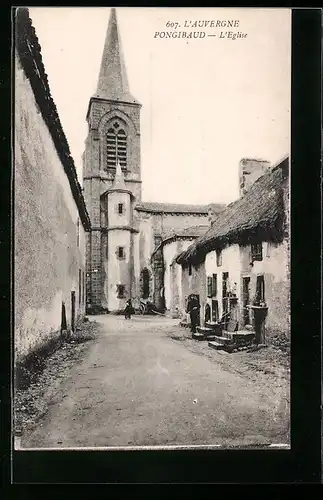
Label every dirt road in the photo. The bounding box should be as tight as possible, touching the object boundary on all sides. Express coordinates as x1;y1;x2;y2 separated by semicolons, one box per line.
21;315;289;449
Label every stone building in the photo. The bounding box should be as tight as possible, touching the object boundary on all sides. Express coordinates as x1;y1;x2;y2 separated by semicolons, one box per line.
176;155;290;341
151;225;209;316
14;8;91;363
83;8;225;313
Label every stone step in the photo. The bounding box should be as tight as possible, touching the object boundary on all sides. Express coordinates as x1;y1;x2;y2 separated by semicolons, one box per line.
208;340;226;350
232;330;255;339
212;335;232;345
197;326;214;334
192;332;206;341
205;322;223;335
222;330;255;341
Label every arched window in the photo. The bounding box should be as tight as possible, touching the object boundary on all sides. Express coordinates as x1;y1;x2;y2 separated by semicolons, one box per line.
106;121;127;170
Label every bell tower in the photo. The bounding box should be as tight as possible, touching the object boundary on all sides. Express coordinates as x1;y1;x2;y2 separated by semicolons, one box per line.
83;7;142;311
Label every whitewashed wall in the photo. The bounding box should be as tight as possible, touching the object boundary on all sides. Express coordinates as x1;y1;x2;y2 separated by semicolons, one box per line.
15;53;86;361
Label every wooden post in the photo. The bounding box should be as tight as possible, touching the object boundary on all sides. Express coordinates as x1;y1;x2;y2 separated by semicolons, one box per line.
71;291;76;333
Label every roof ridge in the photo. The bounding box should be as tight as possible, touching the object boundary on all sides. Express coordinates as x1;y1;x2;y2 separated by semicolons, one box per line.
176;157;287;265
16;8;91;230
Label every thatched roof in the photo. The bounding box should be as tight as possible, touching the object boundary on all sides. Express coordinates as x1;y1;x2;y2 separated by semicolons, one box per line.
176;156;289;266
135;202;225;215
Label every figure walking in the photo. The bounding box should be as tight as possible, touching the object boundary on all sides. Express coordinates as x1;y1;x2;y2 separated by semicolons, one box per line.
124;299;132;319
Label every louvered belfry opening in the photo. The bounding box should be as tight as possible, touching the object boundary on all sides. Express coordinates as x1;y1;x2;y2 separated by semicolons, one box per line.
106;121;127;170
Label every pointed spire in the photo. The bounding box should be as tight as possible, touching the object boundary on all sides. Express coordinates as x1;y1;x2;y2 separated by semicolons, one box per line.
94;8;139;104
111;160;126;190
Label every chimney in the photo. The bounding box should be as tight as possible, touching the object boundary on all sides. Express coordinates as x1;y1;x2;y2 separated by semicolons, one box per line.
239;158;271;197
207;206;213;226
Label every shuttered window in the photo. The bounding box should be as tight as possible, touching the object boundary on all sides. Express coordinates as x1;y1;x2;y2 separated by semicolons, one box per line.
106;122;127;170
212;274;217;297
251;243;263;261
106;128;116;168
207;276;212;297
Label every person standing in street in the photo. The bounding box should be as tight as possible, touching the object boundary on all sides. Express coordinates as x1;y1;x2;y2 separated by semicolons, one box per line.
186;294;199;333
124;299;132;319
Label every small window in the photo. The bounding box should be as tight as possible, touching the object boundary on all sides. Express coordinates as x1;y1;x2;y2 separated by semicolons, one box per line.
118;203;124;215
189;264;192;276
216;249;222;267
117;246;125;259
251;243;263;262
116;284;126;298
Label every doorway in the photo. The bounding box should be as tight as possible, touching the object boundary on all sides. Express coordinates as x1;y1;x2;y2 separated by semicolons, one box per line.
242;276;251;325
211;299;219;322
140;267;150;299
256;274;265;303
195;294;201;326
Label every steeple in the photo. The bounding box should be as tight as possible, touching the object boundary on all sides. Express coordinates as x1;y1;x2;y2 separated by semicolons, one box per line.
94;8;139;104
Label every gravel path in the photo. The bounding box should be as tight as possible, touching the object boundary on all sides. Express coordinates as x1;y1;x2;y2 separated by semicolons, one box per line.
18;315;290;449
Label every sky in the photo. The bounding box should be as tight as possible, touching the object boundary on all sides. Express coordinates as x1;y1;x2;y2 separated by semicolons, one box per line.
28;7;291;205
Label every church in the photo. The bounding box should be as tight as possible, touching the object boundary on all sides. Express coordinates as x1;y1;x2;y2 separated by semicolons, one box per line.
83;8;225;314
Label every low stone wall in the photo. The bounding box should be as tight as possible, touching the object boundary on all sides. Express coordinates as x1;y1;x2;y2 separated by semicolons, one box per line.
15;313;85;390
15;330;63;390
264;326;290;352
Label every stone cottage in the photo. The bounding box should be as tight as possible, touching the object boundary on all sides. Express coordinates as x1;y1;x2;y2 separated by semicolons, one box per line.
14;8;91;364
175;155;290;342
151;225;210;316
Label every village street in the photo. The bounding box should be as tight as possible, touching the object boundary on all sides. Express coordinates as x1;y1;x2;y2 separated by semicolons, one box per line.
20;316;290;449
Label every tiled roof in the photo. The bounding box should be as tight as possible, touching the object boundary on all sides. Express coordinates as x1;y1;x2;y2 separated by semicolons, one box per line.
135;202;226;215
151;225;210;258
162;225;210;241
16;8;91;230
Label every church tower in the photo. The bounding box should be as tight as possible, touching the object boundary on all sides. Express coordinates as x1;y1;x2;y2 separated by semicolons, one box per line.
83;7;141;312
